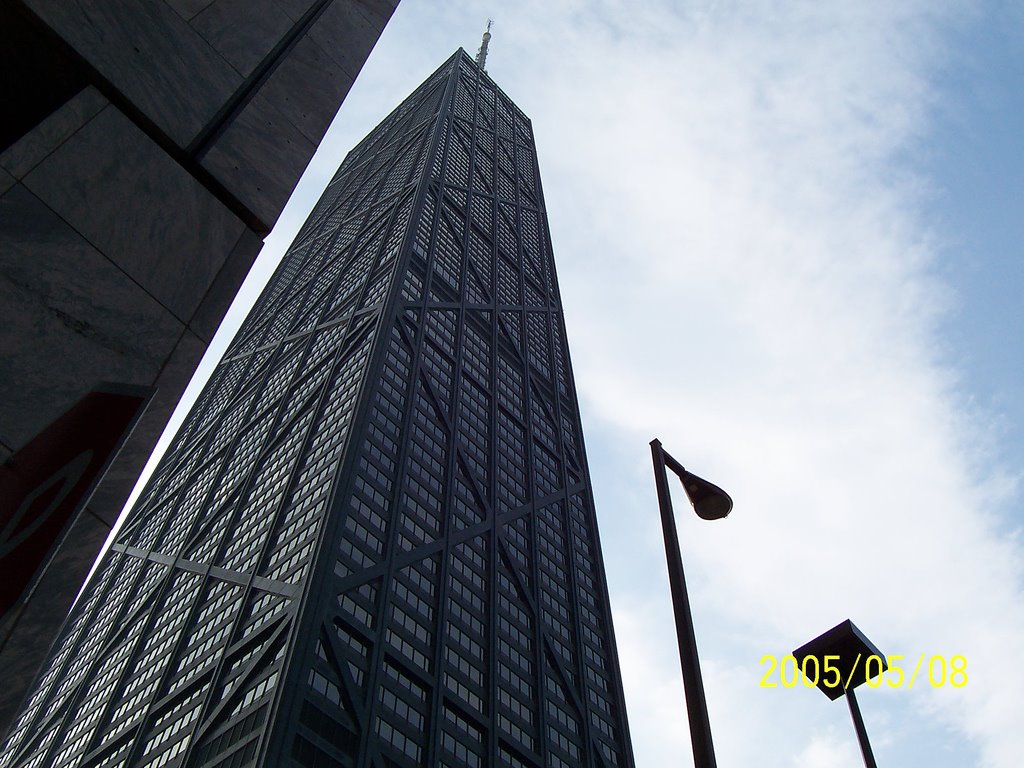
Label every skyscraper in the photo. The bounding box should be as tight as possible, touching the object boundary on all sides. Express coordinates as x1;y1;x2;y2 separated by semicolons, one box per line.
1;49;635;768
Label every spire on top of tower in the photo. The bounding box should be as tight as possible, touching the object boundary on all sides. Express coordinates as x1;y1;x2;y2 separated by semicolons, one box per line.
475;19;493;70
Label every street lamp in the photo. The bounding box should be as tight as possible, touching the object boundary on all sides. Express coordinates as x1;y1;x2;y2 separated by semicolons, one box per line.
650;438;733;768
793;619;888;768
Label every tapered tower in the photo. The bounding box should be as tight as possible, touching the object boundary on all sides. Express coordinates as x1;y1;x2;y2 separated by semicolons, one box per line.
1;50;634;768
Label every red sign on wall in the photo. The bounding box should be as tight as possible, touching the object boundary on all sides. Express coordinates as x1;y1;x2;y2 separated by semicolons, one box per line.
0;384;152;621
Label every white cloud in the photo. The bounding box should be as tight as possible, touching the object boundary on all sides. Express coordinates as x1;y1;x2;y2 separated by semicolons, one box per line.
794;731;862;768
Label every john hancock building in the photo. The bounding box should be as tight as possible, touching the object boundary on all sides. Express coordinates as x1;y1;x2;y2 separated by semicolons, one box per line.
1;50;635;768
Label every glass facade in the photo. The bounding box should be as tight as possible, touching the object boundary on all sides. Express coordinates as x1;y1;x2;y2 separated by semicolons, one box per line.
0;50;634;768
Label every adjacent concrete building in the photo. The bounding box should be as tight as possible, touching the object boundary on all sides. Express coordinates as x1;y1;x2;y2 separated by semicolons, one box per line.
0;0;398;732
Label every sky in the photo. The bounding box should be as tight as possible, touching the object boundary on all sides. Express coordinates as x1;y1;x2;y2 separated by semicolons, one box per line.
102;1;1024;766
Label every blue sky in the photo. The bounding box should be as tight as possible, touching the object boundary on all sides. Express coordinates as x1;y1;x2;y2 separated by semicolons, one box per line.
928;6;1024;473
103;2;1023;765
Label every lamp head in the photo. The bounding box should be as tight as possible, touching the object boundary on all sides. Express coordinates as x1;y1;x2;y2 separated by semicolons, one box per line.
680;470;733;520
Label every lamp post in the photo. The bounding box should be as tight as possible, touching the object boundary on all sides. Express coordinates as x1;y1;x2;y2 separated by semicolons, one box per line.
650;439;732;768
793;619;887;768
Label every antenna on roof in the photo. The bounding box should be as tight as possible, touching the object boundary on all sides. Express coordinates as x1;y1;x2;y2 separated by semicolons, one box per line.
475;19;493;71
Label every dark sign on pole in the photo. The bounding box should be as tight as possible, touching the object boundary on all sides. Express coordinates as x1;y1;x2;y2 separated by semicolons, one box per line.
0;384;153;623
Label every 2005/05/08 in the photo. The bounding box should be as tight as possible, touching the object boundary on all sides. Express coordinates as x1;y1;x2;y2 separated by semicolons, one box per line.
759;653;968;689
